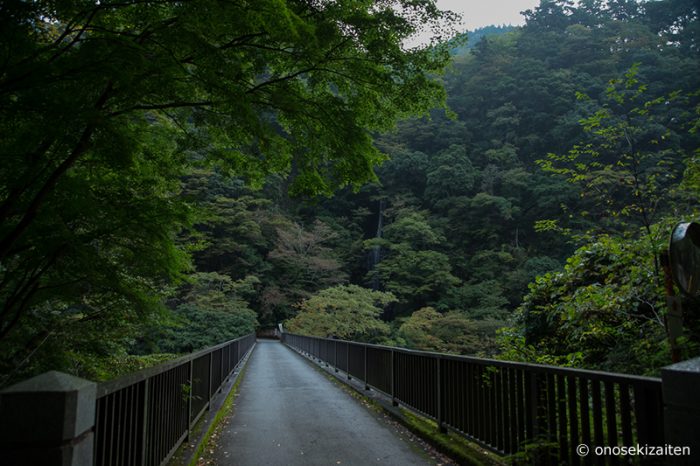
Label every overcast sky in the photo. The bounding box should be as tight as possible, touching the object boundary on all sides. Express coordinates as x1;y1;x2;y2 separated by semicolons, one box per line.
437;0;541;31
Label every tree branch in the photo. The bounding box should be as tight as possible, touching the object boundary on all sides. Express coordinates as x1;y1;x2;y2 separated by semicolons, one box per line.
0;82;114;260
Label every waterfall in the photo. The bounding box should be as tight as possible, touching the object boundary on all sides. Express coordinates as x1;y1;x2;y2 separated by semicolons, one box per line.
370;199;384;290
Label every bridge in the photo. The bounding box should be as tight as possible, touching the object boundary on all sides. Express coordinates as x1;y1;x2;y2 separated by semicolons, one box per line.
1;333;698;465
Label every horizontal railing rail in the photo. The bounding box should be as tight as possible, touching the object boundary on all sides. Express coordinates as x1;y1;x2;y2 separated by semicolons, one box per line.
282;332;665;464
94;333;255;466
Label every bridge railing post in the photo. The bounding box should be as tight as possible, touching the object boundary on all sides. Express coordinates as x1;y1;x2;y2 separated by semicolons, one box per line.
391;349;398;406
437;356;446;433
186;360;193;440
334;340;339;373
207;351;213;409
0;371;96;466
661;357;700;465
141;378;150;466
364;345;370;390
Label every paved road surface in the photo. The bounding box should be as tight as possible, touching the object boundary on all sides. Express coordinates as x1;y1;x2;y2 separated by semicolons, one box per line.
213;339;432;466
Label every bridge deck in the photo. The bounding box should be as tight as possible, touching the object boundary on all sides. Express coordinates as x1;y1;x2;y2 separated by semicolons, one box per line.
213;339;433;465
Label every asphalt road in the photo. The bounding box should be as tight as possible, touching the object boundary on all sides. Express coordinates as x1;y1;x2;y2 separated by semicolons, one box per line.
213;339;432;466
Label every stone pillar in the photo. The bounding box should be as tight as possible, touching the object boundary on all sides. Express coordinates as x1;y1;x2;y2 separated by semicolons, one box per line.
0;371;96;466
661;357;700;465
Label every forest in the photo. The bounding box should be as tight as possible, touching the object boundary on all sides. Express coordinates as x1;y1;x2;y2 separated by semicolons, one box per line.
1;0;698;387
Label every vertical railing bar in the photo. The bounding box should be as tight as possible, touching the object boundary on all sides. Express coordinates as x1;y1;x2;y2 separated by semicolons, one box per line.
98;396;107;466
568;375;580;466
445;360;451;428
536;373;549;464
417;355;422;414
453;361;459;431
170;368;176;453
207;351;213;408
162;372;168;462
479;365;487;441
462;362;469;434
334;340;338;372
141;377;155;465
604;381;619;466
470;364;477;440
591;380;604;465
187;360;193;438
486;368;494;446
579;378;591;466
492;368;499;450
451;361;458;431
123;386;132;466
109;390;116;466
518;369;527;448
116;389;123;466
557;374;568;463
130;384;137;466
546;373;556;462
166;371;172;460
156;373;162;463
424;356;429;415
182;364;188;441
498;369;504;448
131;384;138;466
524;371;534;442
484;368;491;445
474;364;481;439
437;356;445;433
508;367;518;454
496;368;504;452
364;345;369;390
620;383;633;448
150;377;156;466
220;347;224;388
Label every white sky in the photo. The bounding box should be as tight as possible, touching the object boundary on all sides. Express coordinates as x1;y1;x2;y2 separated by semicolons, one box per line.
437;0;541;31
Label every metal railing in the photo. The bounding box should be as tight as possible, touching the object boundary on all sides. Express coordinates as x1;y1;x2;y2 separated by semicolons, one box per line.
282;333;664;464
94;333;255;466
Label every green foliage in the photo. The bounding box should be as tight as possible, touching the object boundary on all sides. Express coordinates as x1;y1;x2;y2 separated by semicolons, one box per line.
155;304;257;354
499;227;700;375
0;0;458;381
262;220;348;324
139;272;259;354
285;285;396;342
397;307;503;356
538;64;695;238
3;0;699;383
367;209;459;313
363;0;699;374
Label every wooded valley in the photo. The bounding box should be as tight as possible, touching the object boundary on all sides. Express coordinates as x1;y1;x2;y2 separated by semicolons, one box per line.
1;0;698;386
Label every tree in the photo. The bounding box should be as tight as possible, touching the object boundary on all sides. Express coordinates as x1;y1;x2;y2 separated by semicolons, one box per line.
541;66;688;225
367;209;459;313
262;220;348;325
397;307;502;356
140;272;259;354
0;0;459;378
181;170;274;279
285;285;395;342
537;64;698;278
498;228;700;375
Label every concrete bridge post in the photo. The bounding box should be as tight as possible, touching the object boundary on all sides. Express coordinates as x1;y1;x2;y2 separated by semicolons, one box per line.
662;357;700;465
0;371;96;466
